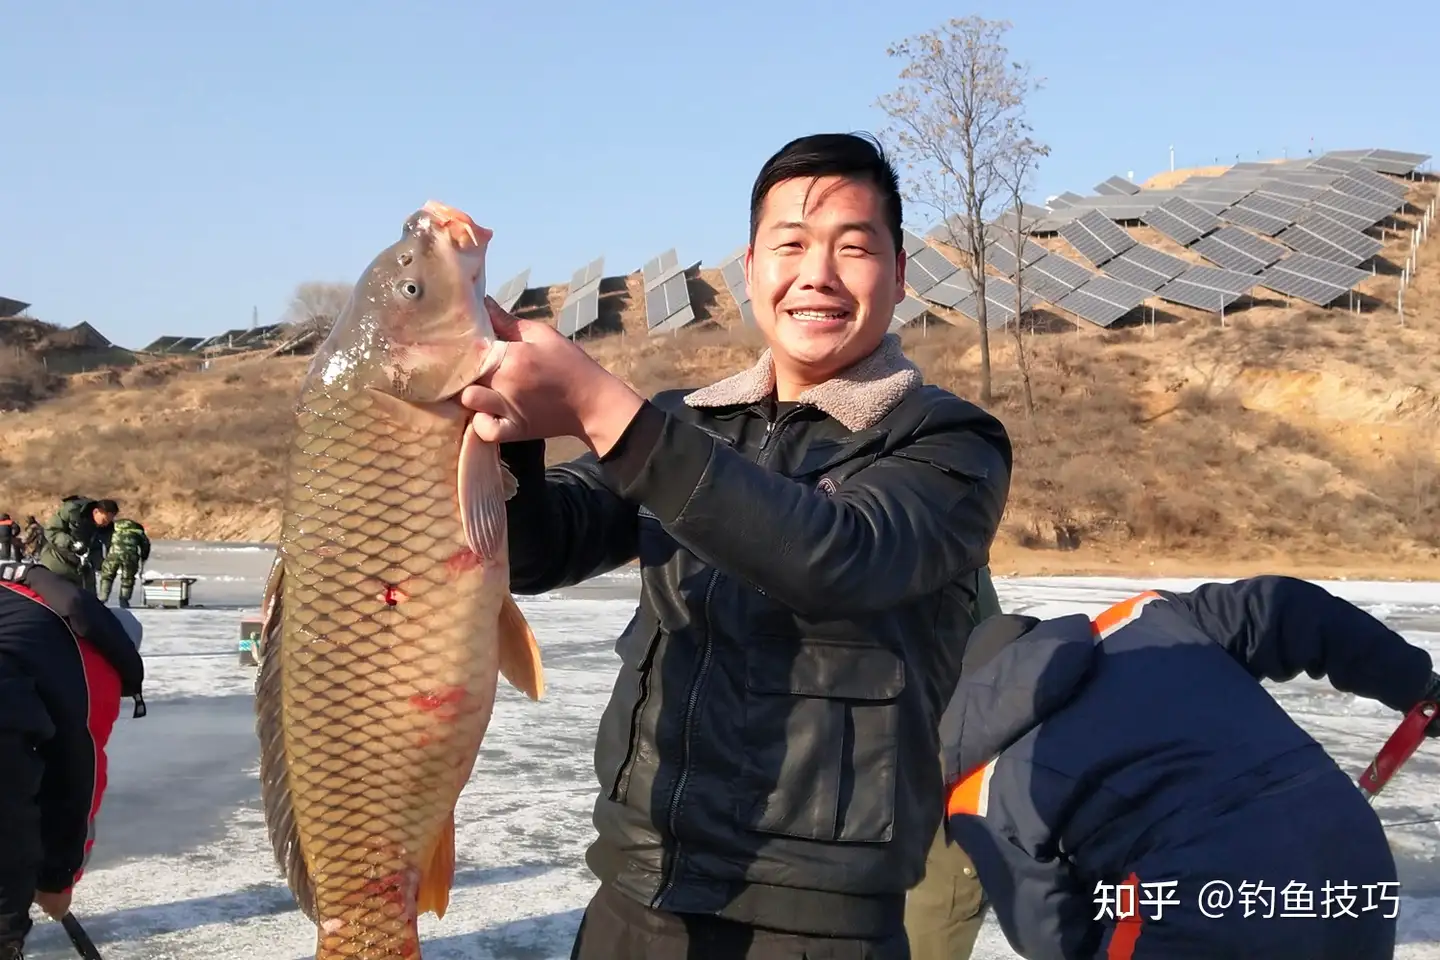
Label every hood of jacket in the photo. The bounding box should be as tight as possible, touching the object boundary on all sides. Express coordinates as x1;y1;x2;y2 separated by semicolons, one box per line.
938;612;1098;783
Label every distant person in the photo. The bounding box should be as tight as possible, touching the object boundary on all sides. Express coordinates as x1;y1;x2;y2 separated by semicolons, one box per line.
939;576;1440;960
0;516;15;563
97;517;151;609
39;498;118;594
18;519;42;563
0;564;147;959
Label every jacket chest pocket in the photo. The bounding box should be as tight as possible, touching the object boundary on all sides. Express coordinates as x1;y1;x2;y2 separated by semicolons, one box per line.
736;640;905;844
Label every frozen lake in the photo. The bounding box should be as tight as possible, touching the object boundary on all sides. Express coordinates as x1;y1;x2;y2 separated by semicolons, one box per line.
22;541;1440;959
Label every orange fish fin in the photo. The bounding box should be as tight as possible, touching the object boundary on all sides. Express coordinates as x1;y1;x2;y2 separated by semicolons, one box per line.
498;593;545;701
458;425;511;560
417;812;457;919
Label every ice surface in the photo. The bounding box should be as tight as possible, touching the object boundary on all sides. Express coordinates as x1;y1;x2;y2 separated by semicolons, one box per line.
20;543;1440;958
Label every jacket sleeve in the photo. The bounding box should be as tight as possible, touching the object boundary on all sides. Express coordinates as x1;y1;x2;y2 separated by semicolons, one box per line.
42;509;81;558
598;401;1011;618
946;814;1102;960
1161;576;1435;714
500;439;640;595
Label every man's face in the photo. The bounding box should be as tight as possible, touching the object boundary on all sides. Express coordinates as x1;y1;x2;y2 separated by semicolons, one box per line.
93;509;115;528
746;175;905;392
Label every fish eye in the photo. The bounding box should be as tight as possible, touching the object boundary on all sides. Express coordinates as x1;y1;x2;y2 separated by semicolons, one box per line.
396;278;423;300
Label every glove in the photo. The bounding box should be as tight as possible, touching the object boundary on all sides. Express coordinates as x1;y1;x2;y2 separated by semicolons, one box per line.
1422;673;1440;738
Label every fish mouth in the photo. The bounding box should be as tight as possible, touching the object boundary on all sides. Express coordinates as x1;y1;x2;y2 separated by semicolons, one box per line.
421;200;493;253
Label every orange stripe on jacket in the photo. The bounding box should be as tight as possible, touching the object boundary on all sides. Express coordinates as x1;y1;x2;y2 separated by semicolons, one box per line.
945;757;998;818
1091;591;1162;641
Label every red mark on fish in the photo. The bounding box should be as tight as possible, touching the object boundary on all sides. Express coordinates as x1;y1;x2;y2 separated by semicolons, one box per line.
410;686;465;722
381;583;410;606
445;549;484;578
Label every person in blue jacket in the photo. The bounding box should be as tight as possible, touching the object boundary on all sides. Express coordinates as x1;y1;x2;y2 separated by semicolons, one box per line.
939;575;1439;960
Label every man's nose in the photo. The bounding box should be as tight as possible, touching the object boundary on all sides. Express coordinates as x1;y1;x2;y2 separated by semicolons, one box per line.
796;246;840;289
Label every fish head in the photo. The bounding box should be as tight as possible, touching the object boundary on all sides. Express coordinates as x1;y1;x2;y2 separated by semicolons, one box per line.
306;201;498;402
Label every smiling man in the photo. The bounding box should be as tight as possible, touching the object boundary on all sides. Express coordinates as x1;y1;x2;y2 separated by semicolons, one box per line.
461;132;1013;959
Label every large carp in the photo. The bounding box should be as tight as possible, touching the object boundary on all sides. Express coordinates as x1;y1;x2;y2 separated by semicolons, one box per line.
255;201;544;960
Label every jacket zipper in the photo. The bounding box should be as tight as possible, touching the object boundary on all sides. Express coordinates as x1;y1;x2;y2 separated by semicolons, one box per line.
652;410;795;908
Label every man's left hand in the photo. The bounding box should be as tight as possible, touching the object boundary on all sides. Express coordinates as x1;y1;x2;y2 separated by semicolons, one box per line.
460;297;645;456
34;888;72;921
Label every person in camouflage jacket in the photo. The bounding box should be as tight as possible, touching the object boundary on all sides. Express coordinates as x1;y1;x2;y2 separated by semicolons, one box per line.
98;518;151;609
19;518;43;562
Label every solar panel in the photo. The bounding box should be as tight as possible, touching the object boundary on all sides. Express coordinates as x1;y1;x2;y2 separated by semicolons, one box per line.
1057;276;1151;327
1059;211;1136;266
1218;204;1293;237
1308;191;1397;229
642;249;680;289
1024;253;1096;303
986;235;1047;276
1141;198;1218;246
1358;149;1431;176
494;268;531;312
1095;176;1141;196
556;289;602;338
1259;253;1371;306
902;229;930;258
907;246;961;294
1328;176;1403;208
719;251;753;324
953;277;1038;328
1192;227;1286;274
1155;266;1256;312
891;295;931;330
569;257;605;294
1275;215;1382;267
1103;244;1190;291
1256;182;1326;204
645;272;692;329
1340;165;1409;198
920;273;975;309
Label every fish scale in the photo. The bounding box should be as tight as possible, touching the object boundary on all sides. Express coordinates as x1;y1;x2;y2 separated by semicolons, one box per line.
256;201;545;960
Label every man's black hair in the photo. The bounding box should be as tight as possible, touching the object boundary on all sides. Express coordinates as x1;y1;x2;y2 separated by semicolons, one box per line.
95;499;119;514
748;132;904;255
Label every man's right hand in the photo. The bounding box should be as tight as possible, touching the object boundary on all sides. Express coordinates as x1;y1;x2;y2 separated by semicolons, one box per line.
1421;673;1440;738
34;888;72;921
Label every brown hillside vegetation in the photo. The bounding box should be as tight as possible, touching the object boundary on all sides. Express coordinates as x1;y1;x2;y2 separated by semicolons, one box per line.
0;176;1437;579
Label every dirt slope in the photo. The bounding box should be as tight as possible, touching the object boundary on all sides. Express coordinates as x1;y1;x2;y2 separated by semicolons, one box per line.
1;177;1436;580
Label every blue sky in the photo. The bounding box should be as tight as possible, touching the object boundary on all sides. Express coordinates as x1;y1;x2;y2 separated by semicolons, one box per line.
2;0;1435;349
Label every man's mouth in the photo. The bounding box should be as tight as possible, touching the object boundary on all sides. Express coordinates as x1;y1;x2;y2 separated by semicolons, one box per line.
788;308;851;322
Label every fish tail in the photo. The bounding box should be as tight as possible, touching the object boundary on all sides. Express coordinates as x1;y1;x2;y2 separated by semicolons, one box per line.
417;812;457;920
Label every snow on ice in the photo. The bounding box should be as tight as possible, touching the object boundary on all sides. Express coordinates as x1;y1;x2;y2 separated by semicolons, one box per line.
21;543;1440;958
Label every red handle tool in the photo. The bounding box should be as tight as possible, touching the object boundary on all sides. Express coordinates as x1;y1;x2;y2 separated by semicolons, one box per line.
1358;700;1437;803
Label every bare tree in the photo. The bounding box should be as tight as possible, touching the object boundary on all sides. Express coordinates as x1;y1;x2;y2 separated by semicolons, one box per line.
997;135;1049;423
877;16;1043;407
281;281;353;339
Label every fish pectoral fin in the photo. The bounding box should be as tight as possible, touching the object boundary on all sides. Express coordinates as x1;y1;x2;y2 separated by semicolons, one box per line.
458;425;508;560
253;560;319;922
499;593;545;701
417;812;457;920
502;461;518;501
363;387;468;431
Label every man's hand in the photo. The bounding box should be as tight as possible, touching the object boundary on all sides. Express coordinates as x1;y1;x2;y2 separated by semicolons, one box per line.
460;297;645;457
34;888;72;921
1421;673;1440;738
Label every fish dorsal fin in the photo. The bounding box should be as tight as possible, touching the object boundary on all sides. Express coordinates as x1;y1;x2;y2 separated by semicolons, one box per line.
498;593;544;701
417;813;458;919
253;559;318;922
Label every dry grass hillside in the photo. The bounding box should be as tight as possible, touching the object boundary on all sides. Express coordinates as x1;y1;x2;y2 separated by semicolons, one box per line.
1;173;1436;579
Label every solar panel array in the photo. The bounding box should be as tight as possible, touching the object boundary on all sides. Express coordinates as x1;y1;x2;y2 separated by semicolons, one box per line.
1259;254;1373;306
955;277;1039;328
1058;276;1152;328
1104;245;1189;291
1059;211;1136;266
891;295;935;331
1155;267;1257;312
558;256;604;338
718;248;756;327
641;247;701;335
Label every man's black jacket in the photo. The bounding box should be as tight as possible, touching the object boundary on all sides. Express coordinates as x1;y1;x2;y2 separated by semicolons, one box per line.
500;335;1013;936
